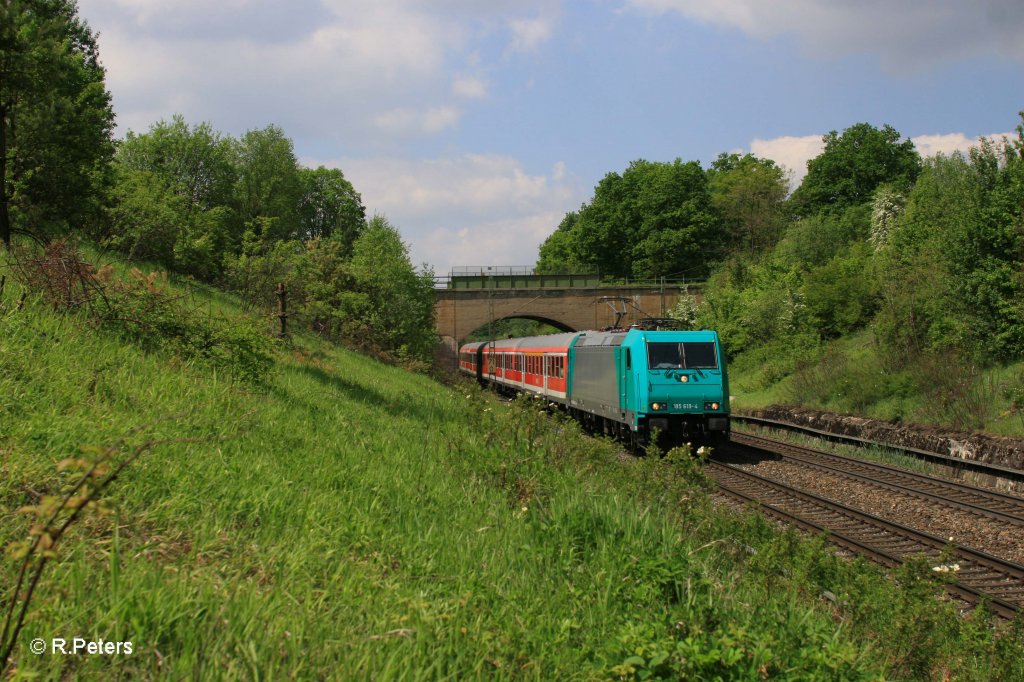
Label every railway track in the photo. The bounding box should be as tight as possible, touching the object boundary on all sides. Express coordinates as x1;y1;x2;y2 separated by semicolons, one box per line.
708;461;1024;619
726;432;1024;527
731;414;1024;487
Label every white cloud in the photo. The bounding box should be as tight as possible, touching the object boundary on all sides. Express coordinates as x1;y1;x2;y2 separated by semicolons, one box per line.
750;135;823;187
626;0;1024;69
375;107;463;136
78;0;561;147
314;154;583;273
750;129;1018;189
911;131;1016;158
507;15;556;52
420;212;567;273
452;75;489;99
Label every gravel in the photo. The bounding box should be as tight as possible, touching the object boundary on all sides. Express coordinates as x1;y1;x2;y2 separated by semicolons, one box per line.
727;452;1024;565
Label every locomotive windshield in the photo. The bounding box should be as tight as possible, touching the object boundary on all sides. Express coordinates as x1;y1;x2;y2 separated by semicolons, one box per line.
647;342;718;370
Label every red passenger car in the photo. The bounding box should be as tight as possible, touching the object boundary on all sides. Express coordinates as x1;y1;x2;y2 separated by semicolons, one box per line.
459;332;577;403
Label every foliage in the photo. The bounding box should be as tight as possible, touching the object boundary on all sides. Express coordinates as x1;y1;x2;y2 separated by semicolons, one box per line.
116;115;238;215
4;257;1024;678
869;185;905;250
708;152;789;253
536;159;724;279
0;0;115;245
233;124;303;243
105;167;189;266
775;203;871;270
873;140;1024;365
802;242;879;338
107;118;371;285
109;116;239;277
698;255;811;357
7;239;274;383
298;166;365;248
291;234;358;336
222;229;305;311
96;268;275;384
666;287;701;330
534;211;582;273
345;215;437;363
790;122;921;216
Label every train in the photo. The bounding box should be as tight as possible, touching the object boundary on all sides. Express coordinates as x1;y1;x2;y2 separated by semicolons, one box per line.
458;328;730;450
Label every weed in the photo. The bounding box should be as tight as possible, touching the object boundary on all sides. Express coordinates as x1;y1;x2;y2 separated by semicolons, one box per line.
7;242;274;383
4;248;1024;678
5;239;104;311
912;353;996;431
1;425;175;675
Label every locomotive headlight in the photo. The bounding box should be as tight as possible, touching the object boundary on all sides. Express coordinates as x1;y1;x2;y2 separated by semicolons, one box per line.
704;401;720;410
651;402;663;411
679;375;689;383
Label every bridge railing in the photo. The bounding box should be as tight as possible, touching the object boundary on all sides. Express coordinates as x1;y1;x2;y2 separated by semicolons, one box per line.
434;273;702;290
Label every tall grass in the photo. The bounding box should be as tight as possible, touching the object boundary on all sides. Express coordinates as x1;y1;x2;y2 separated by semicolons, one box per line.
2;258;1023;679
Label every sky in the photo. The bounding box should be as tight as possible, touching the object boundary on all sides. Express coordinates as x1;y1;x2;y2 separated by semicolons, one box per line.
76;0;1024;276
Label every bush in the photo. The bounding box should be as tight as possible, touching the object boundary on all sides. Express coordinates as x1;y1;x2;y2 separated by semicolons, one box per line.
5;239;102;311
803;243;879;338
910;353;995;431
96;268;275;383
9;240;274;383
221;228;305;311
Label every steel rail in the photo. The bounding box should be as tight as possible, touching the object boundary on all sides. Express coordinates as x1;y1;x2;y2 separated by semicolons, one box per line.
708;461;1024;620
726;432;1024;527
731;414;1024;484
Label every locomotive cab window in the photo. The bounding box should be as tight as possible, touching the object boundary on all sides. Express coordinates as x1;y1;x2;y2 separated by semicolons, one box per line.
646;342;718;370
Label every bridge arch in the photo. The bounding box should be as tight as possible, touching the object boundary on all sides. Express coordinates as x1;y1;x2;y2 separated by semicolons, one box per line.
434;283;700;368
494;314;574;333
462;315;576;342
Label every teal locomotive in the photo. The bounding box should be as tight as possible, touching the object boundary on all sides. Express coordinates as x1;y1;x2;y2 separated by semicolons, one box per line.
459;328;730;450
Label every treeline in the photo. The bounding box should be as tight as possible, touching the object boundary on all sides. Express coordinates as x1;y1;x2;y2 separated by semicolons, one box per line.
107;117;365;280
105;117;437;365
536;153;788;280
1;2;436;364
538;119;1024;428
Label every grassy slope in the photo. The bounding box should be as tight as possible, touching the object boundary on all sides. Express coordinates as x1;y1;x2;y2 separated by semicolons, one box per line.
729;329;1024;437
2;268;1022;680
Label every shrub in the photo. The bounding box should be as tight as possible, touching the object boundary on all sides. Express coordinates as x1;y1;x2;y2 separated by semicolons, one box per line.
96;268;274;383
910;353;995;430
9;241;274;383
5;239;102;311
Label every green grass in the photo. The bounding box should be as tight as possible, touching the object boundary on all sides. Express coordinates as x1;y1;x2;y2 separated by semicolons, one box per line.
2;259;1024;679
731;422;952;478
729;329;1024;437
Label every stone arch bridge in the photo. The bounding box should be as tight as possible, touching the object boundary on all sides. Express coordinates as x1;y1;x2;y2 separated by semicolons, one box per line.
434;274;701;367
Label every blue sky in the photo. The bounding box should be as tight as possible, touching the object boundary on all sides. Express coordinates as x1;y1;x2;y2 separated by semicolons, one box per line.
77;0;1024;275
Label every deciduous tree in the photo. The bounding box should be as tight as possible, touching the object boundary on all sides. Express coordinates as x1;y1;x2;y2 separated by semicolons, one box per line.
535;159;723;280
0;0;114;246
233;124;302;243
348;216;437;362
790;123;920;216
298;166;365;250
708;153;788;254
